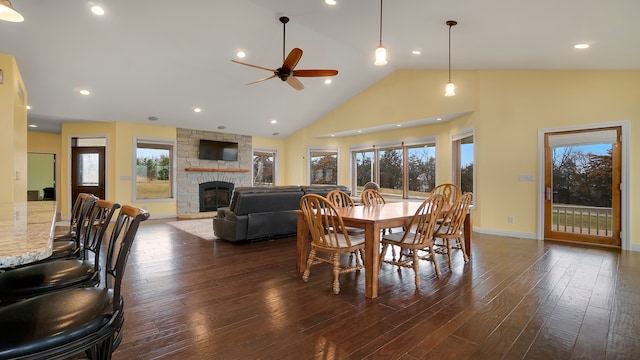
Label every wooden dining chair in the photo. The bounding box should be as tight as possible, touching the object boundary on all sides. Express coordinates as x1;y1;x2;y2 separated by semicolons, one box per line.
327;189;364;234
379;194;445;286
300;194;365;295
431;183;462;204
360;188;386;206
0;199;120;304
0;205;149;360
433;192;473;268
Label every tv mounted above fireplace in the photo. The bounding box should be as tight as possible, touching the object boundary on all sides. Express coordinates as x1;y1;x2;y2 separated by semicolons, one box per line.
198;140;238;161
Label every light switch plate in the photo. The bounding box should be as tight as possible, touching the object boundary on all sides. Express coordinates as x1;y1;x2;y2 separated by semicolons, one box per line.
519;174;534;181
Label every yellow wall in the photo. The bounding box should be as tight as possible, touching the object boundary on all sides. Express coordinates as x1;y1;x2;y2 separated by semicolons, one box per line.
15;68;640;248
0;54;28;202
114;122;176;217
283;69;640;246
59;122;177;219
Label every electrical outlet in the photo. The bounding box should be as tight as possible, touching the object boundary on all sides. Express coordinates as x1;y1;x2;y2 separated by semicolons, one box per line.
508;216;515;223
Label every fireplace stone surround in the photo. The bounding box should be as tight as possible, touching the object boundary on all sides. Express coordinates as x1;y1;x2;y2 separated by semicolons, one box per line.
176;128;252;215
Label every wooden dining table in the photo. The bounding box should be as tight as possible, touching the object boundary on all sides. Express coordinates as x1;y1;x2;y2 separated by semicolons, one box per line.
0;201;57;269
295;200;472;298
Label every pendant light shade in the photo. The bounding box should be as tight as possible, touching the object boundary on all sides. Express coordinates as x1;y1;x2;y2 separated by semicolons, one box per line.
445;20;457;96
445;82;456;96
0;0;24;22
374;0;387;66
375;45;387;66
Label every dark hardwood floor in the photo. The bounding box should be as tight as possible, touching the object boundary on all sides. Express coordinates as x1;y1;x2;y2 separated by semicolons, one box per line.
106;220;639;359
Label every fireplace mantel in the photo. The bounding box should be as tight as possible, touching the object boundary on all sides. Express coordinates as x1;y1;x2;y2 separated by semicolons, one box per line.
185;167;250;173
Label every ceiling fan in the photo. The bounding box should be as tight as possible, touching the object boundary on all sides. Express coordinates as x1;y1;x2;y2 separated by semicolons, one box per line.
231;16;338;91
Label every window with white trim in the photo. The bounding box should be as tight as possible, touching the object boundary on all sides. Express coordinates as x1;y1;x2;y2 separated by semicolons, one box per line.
452;129;474;194
350;137;436;199
135;139;175;200
310;149;338;185
253;149;276;187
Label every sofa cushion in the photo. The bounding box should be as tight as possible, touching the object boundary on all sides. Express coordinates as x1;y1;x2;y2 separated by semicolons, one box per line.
233;191;304;216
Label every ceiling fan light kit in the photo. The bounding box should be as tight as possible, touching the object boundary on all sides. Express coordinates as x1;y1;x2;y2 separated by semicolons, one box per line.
0;0;23;22
445;20;458;96
231;16;338;91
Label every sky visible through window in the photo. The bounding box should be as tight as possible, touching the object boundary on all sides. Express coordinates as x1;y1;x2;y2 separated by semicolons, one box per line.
461;143;473;167
137;148;166;159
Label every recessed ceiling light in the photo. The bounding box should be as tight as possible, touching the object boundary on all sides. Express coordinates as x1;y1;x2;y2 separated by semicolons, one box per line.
270;119;277;124
236;50;246;58
574;43;590;49
217;126;226;130
330;134;335;137
412;50;421;55
79;89;91;96
147;116;158;121
90;6;105;16
193;107;202;113
325;0;337;5
357;130;362;133
396;124;402;127
324;79;332;84
26;105;31;110
28;124;38;128
436;117;442;121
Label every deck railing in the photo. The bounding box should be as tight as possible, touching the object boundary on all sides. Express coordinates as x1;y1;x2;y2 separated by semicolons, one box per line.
552;204;612;236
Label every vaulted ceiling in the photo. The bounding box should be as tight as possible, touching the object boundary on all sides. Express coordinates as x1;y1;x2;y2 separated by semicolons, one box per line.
2;0;638;137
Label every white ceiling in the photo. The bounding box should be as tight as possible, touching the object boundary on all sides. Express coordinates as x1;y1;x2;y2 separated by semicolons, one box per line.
2;0;638;137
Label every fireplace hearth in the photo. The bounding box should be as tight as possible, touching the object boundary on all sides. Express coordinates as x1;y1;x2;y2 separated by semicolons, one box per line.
199;181;234;212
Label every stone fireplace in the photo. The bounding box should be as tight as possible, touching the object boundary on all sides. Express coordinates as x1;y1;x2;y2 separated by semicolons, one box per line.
199;181;234;212
176;128;252;215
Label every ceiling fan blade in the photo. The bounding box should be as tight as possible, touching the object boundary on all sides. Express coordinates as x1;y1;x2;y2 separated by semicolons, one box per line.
292;69;339;77
283;48;303;71
231;60;276;72
286;76;304;91
246;74;277;85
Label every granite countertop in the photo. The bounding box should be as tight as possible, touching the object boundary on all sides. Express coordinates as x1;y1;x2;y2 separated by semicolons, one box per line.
0;201;57;269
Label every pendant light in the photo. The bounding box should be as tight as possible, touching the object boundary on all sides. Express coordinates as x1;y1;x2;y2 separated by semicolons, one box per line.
0;0;24;22
445;20;457;96
374;0;387;66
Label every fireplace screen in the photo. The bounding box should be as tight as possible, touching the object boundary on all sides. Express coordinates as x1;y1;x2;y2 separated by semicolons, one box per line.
199;181;234;212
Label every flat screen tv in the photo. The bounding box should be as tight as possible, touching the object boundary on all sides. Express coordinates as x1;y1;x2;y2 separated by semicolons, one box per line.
198;140;238;161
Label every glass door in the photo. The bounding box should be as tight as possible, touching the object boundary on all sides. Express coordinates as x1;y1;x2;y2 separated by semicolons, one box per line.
544;127;621;246
71;146;105;204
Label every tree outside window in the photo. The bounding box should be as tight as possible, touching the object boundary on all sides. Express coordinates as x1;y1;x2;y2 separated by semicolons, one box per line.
310;150;338;185
378;148;403;197
407;144;436;197
253;150;275;187
136;140;174;199
354;150;374;195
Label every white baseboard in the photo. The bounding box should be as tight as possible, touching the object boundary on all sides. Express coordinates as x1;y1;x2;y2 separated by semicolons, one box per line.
475;227;640;252
473;227;538;240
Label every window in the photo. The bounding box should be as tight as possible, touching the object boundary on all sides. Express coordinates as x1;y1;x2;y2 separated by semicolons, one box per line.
135;139;175;200
310;149;338;185
350;138;436;199
406;143;436;197
452;129;474;194
253;149;276;187
378;147;403;197
353;150;374;196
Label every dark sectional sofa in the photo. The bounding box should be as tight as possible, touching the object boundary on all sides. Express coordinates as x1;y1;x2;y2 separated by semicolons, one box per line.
213;185;350;242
